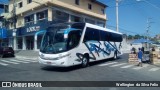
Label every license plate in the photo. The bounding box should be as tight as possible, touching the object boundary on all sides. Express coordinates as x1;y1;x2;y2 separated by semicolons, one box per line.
8;52;11;53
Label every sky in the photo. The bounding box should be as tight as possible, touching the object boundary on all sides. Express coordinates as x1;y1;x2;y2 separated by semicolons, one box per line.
0;0;160;37
99;0;160;37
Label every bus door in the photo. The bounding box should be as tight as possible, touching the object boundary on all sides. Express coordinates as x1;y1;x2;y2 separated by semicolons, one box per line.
67;30;81;64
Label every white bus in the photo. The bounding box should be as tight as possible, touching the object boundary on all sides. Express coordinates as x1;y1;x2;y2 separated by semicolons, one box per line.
39;23;123;67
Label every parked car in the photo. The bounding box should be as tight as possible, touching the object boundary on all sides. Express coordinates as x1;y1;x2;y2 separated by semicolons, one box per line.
0;47;15;58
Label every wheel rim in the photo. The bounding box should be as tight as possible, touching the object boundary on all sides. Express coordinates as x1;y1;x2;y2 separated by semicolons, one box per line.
82;57;87;66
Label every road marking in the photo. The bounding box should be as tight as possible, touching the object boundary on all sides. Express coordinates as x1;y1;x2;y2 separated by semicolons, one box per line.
23;59;38;62
98;62;118;66
121;65;134;68
9;59;30;63
132;64;149;70
16;59;38;62
16;58;38;61
16;57;37;60
0;62;8;66
1;60;19;64
25;59;38;62
149;68;160;71
110;63;127;67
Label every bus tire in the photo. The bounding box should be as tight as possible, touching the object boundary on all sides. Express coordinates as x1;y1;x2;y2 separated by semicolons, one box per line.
82;55;89;68
114;51;117;60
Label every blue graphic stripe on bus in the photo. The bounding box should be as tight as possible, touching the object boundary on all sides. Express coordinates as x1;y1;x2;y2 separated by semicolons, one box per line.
64;28;81;34
87;40;102;43
87;41;115;56
107;41;121;54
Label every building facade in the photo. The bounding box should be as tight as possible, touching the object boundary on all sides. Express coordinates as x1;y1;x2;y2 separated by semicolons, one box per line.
155;34;160;39
4;0;107;51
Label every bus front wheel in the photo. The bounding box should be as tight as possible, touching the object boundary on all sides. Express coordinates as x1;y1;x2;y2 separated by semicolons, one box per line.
82;55;89;68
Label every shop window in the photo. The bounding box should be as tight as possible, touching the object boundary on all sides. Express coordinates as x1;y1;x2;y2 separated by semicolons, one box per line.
10;22;14;28
25;14;34;24
18;2;23;8
97;21;105;27
18;20;22;26
4;5;8;13
88;3;92;10
17;37;23;49
53;10;69;22
75;0;80;5
101;8;105;14
27;0;32;4
71;15;83;22
85;18;95;24
37;12;45;20
37;10;48;20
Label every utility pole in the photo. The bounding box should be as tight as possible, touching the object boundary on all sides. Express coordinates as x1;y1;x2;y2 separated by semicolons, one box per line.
116;0;119;32
13;0;17;50
146;18;152;40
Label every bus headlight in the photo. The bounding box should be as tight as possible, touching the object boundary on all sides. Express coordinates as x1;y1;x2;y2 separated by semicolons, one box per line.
39;53;71;60
58;53;71;59
39;54;45;59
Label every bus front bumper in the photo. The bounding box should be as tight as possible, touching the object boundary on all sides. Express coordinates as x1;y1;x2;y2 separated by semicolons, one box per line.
38;57;70;67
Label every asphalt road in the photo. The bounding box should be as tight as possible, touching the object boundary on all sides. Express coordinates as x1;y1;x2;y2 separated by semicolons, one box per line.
0;54;160;90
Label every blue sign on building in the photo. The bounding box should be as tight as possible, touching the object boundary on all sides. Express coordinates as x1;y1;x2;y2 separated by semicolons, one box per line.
12;20;51;37
0;28;7;39
1;20;60;38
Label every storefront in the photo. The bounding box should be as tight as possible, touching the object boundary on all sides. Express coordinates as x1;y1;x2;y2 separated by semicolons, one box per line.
7;19;49;51
0;28;8;47
23;24;46;50
5;7;106;51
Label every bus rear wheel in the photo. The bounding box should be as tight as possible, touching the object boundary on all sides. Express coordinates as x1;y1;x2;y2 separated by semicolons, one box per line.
82;55;89;68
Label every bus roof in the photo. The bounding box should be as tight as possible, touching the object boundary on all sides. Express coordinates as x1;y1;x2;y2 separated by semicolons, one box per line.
48;22;123;35
85;23;123;35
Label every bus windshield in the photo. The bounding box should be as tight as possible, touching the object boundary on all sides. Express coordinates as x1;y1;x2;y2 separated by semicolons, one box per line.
40;24;82;54
40;25;69;54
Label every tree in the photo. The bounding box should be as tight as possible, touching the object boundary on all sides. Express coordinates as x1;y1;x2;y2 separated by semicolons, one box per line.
134;34;141;39
128;35;133;40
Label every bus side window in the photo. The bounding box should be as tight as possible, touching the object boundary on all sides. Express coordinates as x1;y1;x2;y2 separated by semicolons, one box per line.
83;28;100;42
67;30;81;49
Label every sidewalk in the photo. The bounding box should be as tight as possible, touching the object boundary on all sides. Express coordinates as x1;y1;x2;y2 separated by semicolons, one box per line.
15;50;39;60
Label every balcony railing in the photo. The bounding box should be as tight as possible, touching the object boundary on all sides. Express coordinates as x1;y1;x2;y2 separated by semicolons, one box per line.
25;18;49;27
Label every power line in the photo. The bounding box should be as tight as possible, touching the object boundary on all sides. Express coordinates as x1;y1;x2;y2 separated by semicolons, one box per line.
132;2;148;18
108;2;143;8
107;24;139;34
107;24;157;36
143;0;160;10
